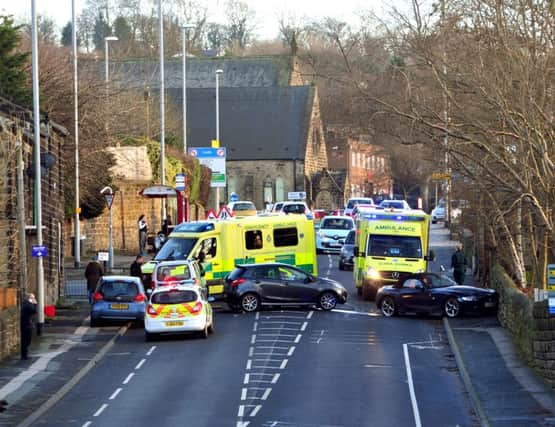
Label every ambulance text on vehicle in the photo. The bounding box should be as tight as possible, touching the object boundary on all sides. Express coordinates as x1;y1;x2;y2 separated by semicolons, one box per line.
141;214;317;298
353;209;434;300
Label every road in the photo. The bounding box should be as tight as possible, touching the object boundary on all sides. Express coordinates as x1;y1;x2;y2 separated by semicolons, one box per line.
34;224;477;427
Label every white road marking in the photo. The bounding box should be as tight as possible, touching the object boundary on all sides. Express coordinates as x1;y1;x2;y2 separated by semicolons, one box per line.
238;405;245;417
403;343;422;427
255;312;260;320
294;334;302;343
93;403;108;417
364;364;393;368
109;388;122;400
251;334;256;344
307;311;314;319
253;322;258;332
244;374;250;384
280;359;288;369
246;360;252;370
316;338;322;344
261;388;272;400
146;345;156;356
271;374;280;383
287;347;295;356
249;347;254;357
301;322;307;331
135;358;146;370
236;422;250;427
250;405;262;416
82;422;92;427
241;388;248;400
122;373;134;384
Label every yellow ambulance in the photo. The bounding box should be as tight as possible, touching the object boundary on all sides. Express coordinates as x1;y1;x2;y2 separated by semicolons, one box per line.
353;209;434;300
141;214;317;298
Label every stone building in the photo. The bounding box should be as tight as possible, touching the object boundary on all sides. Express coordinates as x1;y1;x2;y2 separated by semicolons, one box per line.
0;98;67;359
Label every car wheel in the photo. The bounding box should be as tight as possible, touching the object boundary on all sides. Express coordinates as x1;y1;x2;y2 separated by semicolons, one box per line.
208;316;215;334
380;296;397;317
318;291;337;311
200;322;209;339
241;293;260;313
444;298;461;318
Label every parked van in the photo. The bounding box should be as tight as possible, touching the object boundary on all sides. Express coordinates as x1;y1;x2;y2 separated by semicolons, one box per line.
344;197;374;216
141;215;317;298
353;209;434;300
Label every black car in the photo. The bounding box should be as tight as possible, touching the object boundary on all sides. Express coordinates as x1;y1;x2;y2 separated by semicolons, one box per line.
375;272;498;318
338;230;355;271
224;263;348;312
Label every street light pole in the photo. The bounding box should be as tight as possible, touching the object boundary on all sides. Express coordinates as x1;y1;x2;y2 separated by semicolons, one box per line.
182;24;195;155
31;0;45;335
101;187;114;272
104;36;118;84
215;69;223;210
158;0;166;223
72;0;80;268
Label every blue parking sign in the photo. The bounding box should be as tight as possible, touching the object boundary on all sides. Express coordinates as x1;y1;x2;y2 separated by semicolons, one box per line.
32;245;47;257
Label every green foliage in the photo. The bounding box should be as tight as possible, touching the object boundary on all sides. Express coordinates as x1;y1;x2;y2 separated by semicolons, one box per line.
113;16;132;44
93;12;111;51
61;22;72;46
0;15;31;105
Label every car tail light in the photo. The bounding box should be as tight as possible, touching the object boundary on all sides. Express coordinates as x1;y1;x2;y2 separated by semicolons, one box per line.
147;305;157;316
149;281;155;289
134;293;145;302
192;301;203;313
231;278;246;288
93;292;103;301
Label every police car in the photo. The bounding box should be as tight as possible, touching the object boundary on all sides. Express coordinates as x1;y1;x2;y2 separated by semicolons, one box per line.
144;285;214;340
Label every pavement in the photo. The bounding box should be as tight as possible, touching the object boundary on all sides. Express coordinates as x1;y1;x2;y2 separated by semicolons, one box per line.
0;232;553;427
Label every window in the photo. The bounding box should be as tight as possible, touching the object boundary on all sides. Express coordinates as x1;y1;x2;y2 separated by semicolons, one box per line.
155;237;198;261
275;177;285;202
264;180;273;204
403;279;423;289
321;218;354;230
197;238;217;260
246;230;264;250
152;290;197;304
156;265;191;282
367;235;422;258
228;176;237;198
278;266;307;281
273;227;299;247
351;153;356;167
345;230;355;244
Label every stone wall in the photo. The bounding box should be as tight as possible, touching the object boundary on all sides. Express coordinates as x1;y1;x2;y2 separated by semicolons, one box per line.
491;263;555;389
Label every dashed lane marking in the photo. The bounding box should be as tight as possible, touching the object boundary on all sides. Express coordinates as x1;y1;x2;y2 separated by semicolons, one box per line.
135;358;146;370
122;372;134;384
93;403;108;417
109;387;122;400
82;422;92;427
146;345;156;356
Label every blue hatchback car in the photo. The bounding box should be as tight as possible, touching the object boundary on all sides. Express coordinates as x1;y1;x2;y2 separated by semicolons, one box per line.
91;276;147;327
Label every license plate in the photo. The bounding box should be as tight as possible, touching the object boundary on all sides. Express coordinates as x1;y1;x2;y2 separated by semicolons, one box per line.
165;321;184;327
110;303;129;310
485;301;496;308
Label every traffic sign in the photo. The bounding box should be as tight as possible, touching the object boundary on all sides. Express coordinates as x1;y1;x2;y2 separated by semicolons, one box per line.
217;206;233;219
188;147;226;188
230;192;238;202
175;173;186;191
104;193;114;209
97;252;109;261
32;245;47;257
431;172;451;180
205;209;217;220
288;191;306;200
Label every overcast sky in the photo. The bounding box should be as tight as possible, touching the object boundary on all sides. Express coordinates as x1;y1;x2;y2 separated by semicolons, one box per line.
1;0;392;41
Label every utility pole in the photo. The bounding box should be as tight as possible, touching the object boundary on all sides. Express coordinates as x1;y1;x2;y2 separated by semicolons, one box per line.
72;0;81;267
16;133;27;303
159;0;167;225
441;0;451;228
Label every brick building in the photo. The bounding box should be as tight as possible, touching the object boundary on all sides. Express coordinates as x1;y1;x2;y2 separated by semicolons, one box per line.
0;98;67;359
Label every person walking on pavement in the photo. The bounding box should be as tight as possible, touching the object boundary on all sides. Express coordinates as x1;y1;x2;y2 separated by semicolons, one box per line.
138;214;148;256
130;254;144;278
85;258;104;303
451;244;467;286
20;293;37;360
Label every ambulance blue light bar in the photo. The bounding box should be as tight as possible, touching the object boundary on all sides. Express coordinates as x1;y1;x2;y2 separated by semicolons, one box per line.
174;222;215;232
360;213;426;222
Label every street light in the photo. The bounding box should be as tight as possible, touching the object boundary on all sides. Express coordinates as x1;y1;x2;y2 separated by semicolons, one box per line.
182;23;195;155
100;186;114;272
31;0;45;335
104;36;118;84
158;0;166;224
72;0;80;268
215;68;223;210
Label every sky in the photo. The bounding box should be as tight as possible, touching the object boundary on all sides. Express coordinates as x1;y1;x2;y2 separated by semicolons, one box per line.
0;0;391;41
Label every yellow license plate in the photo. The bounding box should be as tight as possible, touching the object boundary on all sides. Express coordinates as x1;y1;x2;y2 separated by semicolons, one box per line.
110;303;129;310
165;321;184;327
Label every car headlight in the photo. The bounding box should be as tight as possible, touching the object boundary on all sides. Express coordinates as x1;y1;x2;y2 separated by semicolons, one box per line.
415;269;424;273
366;267;381;280
459;296;479;302
318;231;325;238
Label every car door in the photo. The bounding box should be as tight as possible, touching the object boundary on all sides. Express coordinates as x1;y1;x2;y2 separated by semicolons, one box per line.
398;278;431;313
277;266;317;303
255;265;287;302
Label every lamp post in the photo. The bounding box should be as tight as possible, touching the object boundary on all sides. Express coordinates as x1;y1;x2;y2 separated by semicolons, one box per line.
158;0;166;223
31;0;45;336
72;0;81;267
100;186;114;272
182;23;195;155
104;36;118;84
215;68;223;210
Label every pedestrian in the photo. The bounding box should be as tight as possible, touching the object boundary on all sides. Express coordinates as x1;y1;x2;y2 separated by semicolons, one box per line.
138;214;148;255
20;293;37;360
451;244;467;286
130;254;144;278
162;215;172;237
85;258;104;303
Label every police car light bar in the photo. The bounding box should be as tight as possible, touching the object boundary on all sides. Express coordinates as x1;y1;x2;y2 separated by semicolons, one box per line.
360;213;426;222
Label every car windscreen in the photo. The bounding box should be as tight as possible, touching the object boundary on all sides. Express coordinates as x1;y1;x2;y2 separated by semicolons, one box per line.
156;264;191;281
227;267;246;281
233;202;255;211
99;280;138;301
345;231;355;244
282;204;305;214
366;235;422;258
151;290;197;304
347;198;373;209
427;274;458;288
321;218;353;230
155;237;198;261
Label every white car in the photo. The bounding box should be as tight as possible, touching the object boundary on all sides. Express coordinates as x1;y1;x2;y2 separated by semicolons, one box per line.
145;285;214;340
431;204;446;223
379;199;411;210
277;201;313;219
226;200;257;217
344;197;374;216
316;215;355;253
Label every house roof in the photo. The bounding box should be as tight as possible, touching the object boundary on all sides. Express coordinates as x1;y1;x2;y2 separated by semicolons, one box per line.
166;86;314;161
110;55;294;89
